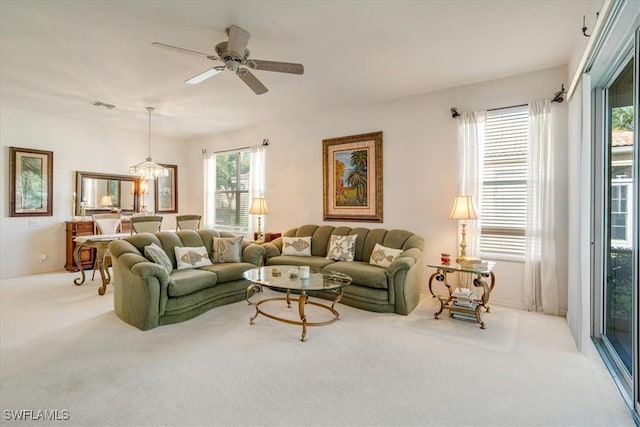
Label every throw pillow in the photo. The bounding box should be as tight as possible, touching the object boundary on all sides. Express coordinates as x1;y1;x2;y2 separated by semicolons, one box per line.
281;236;311;256
210;236;243;263
325;234;357;261
174;246;213;270
144;242;173;274
369;243;403;268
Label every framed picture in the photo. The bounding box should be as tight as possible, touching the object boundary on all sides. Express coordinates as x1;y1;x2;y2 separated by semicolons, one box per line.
323;131;383;222
154;164;178;213
9;147;53;217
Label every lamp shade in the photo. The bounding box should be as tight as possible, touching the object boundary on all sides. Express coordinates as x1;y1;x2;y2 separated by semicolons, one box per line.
248;197;269;215
100;195;113;207
449;195;478;220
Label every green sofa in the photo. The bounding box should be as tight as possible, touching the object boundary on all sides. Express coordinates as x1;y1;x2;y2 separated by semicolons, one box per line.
263;224;424;315
108;230;266;330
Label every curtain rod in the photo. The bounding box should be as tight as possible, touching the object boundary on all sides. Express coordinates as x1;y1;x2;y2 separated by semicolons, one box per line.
450;84;566;118
202;139;270;155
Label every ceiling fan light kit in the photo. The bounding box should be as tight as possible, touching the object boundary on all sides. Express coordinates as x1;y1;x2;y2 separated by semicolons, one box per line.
153;25;304;95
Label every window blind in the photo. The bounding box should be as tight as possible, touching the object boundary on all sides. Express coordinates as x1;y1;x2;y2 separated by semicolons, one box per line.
481;105;528;258
214;150;250;231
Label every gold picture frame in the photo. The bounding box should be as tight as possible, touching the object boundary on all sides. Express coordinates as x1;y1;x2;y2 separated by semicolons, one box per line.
9;147;53;217
323;131;383;222
154;164;178;213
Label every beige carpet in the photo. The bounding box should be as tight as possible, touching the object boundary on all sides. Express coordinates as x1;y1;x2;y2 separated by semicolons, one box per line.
0;272;634;426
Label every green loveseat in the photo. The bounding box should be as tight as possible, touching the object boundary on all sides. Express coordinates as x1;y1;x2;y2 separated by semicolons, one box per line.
263;225;424;315
108;230;266;330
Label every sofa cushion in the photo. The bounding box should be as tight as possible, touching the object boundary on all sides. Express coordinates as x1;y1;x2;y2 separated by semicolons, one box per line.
175;246;213;270
168;269;217;297
326;234;357;261
200;262;256;282
369;243;402;268
282;236;311;256
144;242;173;274
211;236;243;263
324;261;388;290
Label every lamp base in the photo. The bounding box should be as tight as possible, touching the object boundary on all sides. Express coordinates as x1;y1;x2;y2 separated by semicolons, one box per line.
456;256;481;265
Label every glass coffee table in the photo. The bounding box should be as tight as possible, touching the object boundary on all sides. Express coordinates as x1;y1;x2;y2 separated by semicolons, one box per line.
243;265;352;342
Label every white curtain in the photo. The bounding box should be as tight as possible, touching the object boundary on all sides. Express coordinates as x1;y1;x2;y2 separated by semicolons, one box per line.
202;151;217;229
457;111;486;258
524;100;560;314
248;144;266;237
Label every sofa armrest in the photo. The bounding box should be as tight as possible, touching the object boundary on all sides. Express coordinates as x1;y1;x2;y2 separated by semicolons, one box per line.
386;248;422;315
109;240;171;330
242;243;267;265
263;241;282;259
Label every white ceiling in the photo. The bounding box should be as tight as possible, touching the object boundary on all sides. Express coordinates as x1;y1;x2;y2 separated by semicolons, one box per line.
0;0;598;139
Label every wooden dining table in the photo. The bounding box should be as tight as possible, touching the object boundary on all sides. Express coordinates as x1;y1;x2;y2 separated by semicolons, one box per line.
73;233;129;295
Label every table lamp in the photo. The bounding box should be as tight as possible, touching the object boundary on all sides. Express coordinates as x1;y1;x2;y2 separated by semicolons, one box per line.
249;197;269;240
100;195;113;208
449;195;479;263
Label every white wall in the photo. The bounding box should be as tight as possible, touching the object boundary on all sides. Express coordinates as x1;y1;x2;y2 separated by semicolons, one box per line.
186;65;569;311
0;107;194;279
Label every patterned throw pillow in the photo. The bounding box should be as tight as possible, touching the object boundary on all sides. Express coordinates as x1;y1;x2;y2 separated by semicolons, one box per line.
281;236;311;256
144;242;173;274
210;236;243;263
369;243;403;268
325;234;357;261
174;246;213;270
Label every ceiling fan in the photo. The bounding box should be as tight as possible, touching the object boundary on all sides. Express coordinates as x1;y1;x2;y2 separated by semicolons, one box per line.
152;25;304;95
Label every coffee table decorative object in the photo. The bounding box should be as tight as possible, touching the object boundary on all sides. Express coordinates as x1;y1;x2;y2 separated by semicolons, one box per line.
243;265;352;341
427;261;496;329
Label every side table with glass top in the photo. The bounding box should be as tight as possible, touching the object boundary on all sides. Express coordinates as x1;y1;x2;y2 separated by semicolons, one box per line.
427;261;496;329
243;265;352;342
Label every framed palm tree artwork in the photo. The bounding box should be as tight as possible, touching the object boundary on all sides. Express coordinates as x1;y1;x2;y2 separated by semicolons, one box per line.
322;131;382;222
9;147;53;217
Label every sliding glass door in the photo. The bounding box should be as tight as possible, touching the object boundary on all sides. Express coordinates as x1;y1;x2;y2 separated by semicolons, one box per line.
602;57;635;383
591;16;639;417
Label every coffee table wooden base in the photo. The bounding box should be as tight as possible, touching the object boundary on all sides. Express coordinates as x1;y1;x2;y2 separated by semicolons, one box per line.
246;285;343;342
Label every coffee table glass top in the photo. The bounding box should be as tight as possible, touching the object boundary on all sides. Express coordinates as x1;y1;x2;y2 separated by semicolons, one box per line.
243;265;351;291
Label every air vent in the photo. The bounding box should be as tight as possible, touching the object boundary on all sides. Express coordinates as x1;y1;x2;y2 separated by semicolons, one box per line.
91;100;116;110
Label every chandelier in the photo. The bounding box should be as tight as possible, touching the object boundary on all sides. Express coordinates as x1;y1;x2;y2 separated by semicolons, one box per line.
129;107;169;180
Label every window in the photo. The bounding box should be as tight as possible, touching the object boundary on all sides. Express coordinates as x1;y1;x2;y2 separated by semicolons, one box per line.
214;150;250;231
480;105;528;259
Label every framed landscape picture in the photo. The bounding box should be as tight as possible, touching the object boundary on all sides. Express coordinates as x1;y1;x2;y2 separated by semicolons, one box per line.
322;131;383;222
9;147;53;217
154;164;178;213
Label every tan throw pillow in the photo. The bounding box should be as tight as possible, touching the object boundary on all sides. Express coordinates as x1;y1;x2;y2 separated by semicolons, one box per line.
281;236;311;256
325;234;357;261
174;246;213;270
144;242;173;274
211;236;243;263
369;243;403;268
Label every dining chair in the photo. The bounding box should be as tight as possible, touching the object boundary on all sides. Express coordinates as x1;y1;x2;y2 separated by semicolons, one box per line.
91;213;122;280
176;214;202;231
131;215;163;234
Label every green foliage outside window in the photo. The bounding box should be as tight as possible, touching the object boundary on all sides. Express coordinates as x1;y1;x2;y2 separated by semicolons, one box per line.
215;151;250;229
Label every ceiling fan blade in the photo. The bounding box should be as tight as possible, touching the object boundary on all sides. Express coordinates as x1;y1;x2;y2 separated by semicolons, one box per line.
152;42;218;60
185;66;225;85
236;68;268;95
226;25;251;55
248;59;304;75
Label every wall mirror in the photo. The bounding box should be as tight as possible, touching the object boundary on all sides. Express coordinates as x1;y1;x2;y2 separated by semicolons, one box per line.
75;171;139;215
